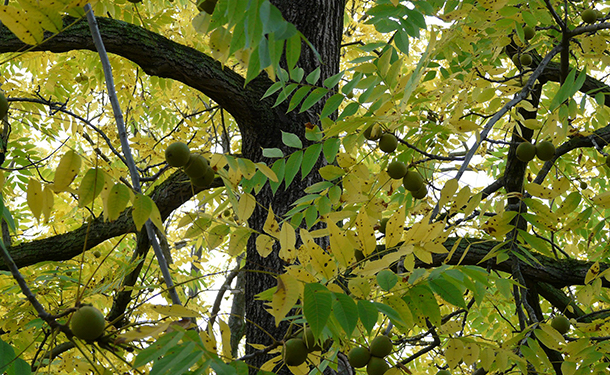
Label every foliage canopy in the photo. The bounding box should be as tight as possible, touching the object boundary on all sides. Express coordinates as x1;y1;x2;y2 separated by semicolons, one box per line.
0;0;610;374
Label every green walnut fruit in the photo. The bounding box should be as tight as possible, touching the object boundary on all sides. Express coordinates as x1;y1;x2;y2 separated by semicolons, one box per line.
516;142;536;162
303;327;323;352
369;335;393;357
411;185;427;199
363;124;382;141
197;0;217;13
580;181;588;189
523;26;536;40
582;9;597;24
284;338;308;366
165;142;191;167
436;371;451;375
348;346;371;368
0;92;8;119
551;315;571;334
191;166;215;188
536;141;555;161
403;170;424;192
512;54;521;66
184;154;209;179
366;356;390;375
520;53;533;66
379;218;389;234
70;305;106;341
387;161;408;179
379;134;398;153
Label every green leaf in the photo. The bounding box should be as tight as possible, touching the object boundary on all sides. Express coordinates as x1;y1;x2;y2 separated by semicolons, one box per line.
150;342;198;375
132;193;153;231
320;93;344;119
300;87;329;113
274;83;298;107
301;143;322;180
318;165;344;180
281;131;303;149
262;148;284;158
289;67;305;83
269;159;286;194
284;150;303;187
377;270;398;291
373;301;406;327
408;284;441;327
287;85;312;112
323;71;344;89
262;81;283;99
332;293;358;336
304;181;333;194
337;102;360;120
305;205;318;228
323;138;341;163
286;33;301;70
134;331;184;368
305;66;321;84
429;276;467;308
303;283;332;338
357;300;378;334
107;183;131;221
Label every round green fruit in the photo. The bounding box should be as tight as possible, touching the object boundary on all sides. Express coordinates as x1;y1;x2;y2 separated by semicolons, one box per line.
379;134;398;153
363;124;382;140
70;305;106;341
516;142;536;162
191;166;215;188
520;53;533;66
387;161;407;179
92;250;102;258
303;327;322;352
535;141;555;161
582;9;597;24
184;154;209;179
197;0;217;13
512;54;520;66
436;371;451;375
348;346;371;368
284;338;308;366
523;26;536;40
551;315;570;334
0;92;8;119
369;335;393;357
379;218;389;234
403;170;424;192
366;356;390;375
165;142;191;167
411;185;427;199
580;181;588;189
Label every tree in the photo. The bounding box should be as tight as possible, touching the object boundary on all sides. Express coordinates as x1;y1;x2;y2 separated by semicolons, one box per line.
0;0;610;374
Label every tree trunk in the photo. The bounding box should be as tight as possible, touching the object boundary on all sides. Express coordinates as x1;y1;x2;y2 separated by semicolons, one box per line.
242;1;345;372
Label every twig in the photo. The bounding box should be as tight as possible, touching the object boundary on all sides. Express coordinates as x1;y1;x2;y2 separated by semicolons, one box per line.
84;5;181;305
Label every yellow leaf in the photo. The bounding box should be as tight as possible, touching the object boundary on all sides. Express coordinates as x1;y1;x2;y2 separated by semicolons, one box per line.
19;0;63;33
413;245;433;264
326;219;354;268
462;342;480;365
439;179;459;208
348;276;370;299
200;327;217;353
132;193;153;230
0;5;44;45
279;222;296;263
256;234;275;258
27;178;43;220
53;150;81;192
385;205;405;248
106;184;131;222
479;347;495;371
41;185;54;222
307;242;336;280
591;191;610;208
228;227;251;257
256;162;279;182
585;261;600;284
219;319;232;359
238;158;257;179
117;321;171;342
356;210;375;256
237;193;256;222
148;304;201;318
263;206;280;235
445;338;464;368
78;168;105;207
536;326;564;351
269;273;300;326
